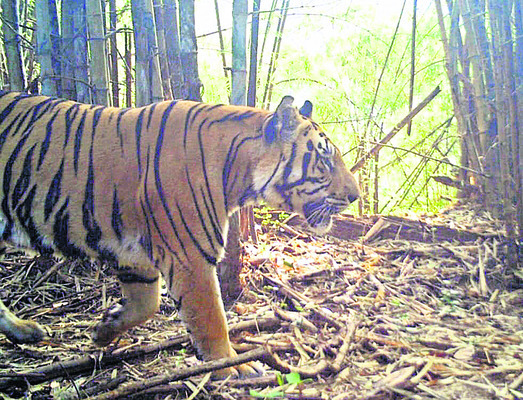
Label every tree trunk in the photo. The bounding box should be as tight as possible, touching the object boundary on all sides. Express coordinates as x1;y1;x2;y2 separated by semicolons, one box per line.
179;0;202;101
131;0;164;106
219;0;249;303
153;0;173;100
247;0;260;107
231;0;247;105
35;0;59;96
124;31;133;107
86;0;109;105
109;0;119;106
262;0;290;108
60;0;77;99
164;0;184;99
2;0;25;91
72;0;90;103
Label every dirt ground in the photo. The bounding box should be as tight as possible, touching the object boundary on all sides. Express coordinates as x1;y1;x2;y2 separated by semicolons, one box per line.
0;205;521;399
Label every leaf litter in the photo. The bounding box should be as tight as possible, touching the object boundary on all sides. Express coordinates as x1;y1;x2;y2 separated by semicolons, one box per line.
0;204;521;399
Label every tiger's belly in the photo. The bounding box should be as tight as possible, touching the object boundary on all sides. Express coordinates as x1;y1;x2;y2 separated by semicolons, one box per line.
0;211;153;269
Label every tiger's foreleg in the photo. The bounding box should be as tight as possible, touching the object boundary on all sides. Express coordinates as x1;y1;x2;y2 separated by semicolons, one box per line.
0;299;47;344
93;265;161;346
168;262;261;377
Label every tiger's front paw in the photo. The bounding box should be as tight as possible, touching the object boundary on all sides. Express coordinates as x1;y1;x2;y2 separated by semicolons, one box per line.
213;360;265;379
92;303;125;346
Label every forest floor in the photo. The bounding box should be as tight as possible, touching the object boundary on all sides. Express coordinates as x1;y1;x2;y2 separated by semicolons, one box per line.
0;204;521;400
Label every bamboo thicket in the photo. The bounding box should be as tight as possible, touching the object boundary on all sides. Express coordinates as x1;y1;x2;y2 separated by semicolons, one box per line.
1;0;25;91
86;0;109;105
435;0;522;263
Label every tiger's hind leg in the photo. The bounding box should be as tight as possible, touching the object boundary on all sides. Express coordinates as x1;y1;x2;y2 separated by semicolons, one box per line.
0;299;47;344
93;265;161;346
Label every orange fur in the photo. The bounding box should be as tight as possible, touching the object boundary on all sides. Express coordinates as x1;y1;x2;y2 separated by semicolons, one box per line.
0;92;359;376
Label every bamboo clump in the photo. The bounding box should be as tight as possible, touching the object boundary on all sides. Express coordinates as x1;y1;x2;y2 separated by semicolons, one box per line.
434;0;522;264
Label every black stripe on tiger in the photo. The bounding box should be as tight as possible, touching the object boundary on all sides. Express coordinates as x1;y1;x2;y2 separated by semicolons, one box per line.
222;133;263;210
44;159;64;221
37;108;61;170
12;144;36;208
197;116;223;241
63;104;80;149
1;130;32;240
143;146;187;261
116;272;159;284
153;103;194;261
16;185;53;254
175;199;217;265
111;186;124;241
135;108;146;176
73;110;88;175
81;107;107;257
146;103;157;129
53;197;88;258
185;166;217;253
116;108;130;152
200;186;224;247
183;102;204;149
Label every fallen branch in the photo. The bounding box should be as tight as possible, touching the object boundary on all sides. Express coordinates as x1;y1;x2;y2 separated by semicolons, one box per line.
0;334;191;390
91;347;270;400
262;273;344;330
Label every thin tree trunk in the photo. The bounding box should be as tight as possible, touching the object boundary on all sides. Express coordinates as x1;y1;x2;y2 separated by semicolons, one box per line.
434;0;470;198
247;0;260;107
109;0;119;106
515;0;523;245
153;0;173;100
2;0;25;91
132;0;150;106
164;0;184;98
258;0;278;80
35;0;59;96
231;0;247;105
61;0;76;99
86;0;109;105
406;0;416;136
220;0;249;303
145;0;164;103
262;0;290;108
71;0;90;103
179;0;202;101
213;0;229;80
124;30;133;107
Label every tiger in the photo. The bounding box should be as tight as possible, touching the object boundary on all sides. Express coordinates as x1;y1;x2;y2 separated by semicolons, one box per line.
0;91;359;376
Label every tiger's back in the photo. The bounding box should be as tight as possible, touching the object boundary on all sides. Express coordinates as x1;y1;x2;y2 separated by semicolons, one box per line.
0;92;359;377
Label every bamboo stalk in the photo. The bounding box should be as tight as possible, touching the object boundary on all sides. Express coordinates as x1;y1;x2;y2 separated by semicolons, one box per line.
109;0;119;106
488;0;516;263
213;0;229;80
407;0;417;137
262;0;290;108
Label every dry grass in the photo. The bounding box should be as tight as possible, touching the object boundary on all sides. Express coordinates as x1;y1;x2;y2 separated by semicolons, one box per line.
0;205;521;399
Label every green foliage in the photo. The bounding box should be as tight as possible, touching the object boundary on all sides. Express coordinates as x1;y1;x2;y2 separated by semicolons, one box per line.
254;206;290;228
198;0;458;215
249;372;309;398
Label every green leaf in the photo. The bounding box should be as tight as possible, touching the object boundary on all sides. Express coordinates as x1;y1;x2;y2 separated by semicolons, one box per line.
249;389;284;398
285;372;303;385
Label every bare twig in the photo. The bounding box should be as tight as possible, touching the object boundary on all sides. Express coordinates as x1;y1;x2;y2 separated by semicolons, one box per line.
351;86;442;173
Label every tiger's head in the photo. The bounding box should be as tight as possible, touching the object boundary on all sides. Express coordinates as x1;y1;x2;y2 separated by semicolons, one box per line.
256;96;360;233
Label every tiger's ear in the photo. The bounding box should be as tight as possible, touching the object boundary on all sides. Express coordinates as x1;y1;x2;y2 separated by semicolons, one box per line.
263;95;300;144
299;100;313;118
